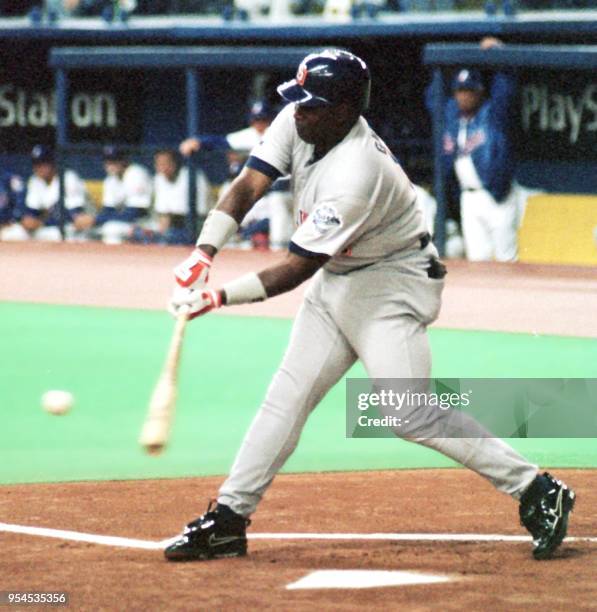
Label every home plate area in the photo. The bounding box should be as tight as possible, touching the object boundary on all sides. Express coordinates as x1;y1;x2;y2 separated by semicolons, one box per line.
286;569;452;589
2;471;596;609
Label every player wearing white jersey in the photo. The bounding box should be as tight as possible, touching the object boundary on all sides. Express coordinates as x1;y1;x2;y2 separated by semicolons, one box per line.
94;145;153;244
179;99;273;157
138;149;213;245
0;145;93;242
165;50;575;562
153;149;212;217
249;102;428;272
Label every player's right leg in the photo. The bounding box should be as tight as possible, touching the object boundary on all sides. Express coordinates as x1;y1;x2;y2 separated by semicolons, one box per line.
489;189;518;262
460;191;493;261
165;275;358;561
335;252;574;559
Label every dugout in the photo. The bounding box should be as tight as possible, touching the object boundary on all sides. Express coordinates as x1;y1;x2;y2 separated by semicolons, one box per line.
49;46;318;238
424;43;597;257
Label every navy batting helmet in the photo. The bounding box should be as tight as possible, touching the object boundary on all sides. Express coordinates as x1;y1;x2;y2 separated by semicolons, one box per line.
277;49;371;113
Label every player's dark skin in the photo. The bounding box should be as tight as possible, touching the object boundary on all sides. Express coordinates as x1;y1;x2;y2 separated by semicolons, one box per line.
200;102;359;303
293;101;358;159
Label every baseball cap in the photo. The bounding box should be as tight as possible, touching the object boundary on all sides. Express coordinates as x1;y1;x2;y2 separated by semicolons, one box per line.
103;144;127;162
452;68;484;91
31;144;55;165
248;99;275;122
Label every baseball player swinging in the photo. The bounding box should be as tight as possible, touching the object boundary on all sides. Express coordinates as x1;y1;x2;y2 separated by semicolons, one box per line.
166;50;575;562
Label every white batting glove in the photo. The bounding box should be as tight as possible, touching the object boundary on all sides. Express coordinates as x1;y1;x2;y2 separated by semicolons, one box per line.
168;286;222;321
173;247;212;290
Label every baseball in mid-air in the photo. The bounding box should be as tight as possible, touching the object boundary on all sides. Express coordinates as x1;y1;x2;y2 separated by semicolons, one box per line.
41;390;74;415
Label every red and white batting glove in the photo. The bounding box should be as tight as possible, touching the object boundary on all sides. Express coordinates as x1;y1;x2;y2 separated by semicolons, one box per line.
173;247;212;290
169;286;222;321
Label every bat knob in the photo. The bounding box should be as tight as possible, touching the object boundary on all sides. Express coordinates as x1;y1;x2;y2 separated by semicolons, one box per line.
139;419;169;455
145;444;165;455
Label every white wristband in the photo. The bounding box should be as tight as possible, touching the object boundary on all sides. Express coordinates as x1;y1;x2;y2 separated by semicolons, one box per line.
222;272;267;305
196;209;239;251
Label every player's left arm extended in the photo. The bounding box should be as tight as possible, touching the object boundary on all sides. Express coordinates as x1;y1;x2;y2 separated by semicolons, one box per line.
171;159;329;319
172;166;274;292
211;165;274;230
254;251;329;299
170;250;329;320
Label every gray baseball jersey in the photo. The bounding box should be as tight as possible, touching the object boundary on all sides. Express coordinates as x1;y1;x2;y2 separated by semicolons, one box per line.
249;104;428;273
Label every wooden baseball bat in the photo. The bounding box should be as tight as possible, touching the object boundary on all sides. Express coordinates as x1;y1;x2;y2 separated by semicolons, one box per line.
139;312;188;455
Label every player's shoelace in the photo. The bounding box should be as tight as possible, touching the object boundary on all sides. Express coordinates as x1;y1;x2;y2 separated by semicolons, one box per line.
520;475;571;540
181;499;250;542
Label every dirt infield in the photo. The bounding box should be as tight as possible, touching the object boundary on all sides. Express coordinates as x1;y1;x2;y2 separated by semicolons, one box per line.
1;470;595;610
1;242;596;609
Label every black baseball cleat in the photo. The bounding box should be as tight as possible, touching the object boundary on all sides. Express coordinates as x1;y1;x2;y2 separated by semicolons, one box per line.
519;472;576;560
164;501;251;561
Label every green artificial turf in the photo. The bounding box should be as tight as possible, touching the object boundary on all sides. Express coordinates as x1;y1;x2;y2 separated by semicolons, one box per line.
0;302;595;484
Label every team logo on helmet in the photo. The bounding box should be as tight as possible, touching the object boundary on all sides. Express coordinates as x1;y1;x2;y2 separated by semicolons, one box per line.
457;69;470;84
296;63;307;86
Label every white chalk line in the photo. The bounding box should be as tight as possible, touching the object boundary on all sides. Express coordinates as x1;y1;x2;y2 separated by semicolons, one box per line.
1;522;596;550
0;522;169;550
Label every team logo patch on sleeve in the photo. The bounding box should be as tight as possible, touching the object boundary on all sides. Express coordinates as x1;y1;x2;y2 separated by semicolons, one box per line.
311;205;342;234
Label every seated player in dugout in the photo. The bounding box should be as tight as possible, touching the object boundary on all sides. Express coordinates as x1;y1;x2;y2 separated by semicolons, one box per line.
93;145;153;244
129;149;213;245
166;50;575;562
0;145;93;242
152;148;213;244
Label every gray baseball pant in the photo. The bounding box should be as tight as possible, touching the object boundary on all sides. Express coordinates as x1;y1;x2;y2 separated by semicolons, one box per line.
218;248;538;516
